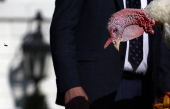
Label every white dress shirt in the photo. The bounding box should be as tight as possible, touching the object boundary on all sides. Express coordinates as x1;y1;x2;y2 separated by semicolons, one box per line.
123;0;149;74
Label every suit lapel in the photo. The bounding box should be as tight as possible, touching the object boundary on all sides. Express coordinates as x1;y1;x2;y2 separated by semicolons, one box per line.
120;42;127;57
147;0;153;67
147;0;152;4
115;0;124;10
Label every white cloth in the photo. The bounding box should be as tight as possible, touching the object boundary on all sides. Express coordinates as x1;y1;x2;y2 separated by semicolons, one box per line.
123;0;149;74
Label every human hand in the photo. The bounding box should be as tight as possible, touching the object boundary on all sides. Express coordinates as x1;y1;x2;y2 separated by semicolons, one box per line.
65;87;89;109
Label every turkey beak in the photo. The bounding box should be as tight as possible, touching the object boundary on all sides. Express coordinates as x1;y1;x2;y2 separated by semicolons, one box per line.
104;37;120;51
113;37;120;51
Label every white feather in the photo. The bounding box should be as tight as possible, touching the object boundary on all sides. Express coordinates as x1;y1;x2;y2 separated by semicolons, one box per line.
162;23;170;49
144;0;170;49
144;0;170;25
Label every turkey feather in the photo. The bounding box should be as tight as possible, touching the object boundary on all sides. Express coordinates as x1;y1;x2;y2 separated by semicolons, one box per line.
144;0;170;25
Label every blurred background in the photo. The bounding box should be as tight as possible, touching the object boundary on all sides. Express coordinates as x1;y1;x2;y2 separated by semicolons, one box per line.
0;0;64;109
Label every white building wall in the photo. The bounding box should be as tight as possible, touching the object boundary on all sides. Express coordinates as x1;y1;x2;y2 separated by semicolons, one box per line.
0;0;64;109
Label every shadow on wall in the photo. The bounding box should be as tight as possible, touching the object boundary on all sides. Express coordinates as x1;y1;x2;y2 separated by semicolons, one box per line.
8;12;51;109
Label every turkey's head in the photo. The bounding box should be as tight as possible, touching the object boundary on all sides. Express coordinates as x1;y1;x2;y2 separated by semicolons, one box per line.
104;9;155;51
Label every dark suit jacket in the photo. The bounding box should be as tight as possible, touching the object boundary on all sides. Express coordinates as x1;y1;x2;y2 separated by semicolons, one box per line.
50;0;162;107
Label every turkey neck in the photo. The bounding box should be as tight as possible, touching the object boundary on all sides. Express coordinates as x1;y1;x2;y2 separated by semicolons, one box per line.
121;9;154;33
124;9;144;26
122;9;146;25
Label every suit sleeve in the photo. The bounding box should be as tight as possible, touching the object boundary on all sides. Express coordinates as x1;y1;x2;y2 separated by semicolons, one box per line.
50;0;84;104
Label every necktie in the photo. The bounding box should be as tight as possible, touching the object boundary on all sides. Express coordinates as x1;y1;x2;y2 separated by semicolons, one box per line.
126;0;143;70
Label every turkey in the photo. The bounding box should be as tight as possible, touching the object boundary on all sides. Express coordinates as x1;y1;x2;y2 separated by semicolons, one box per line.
104;0;170;51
